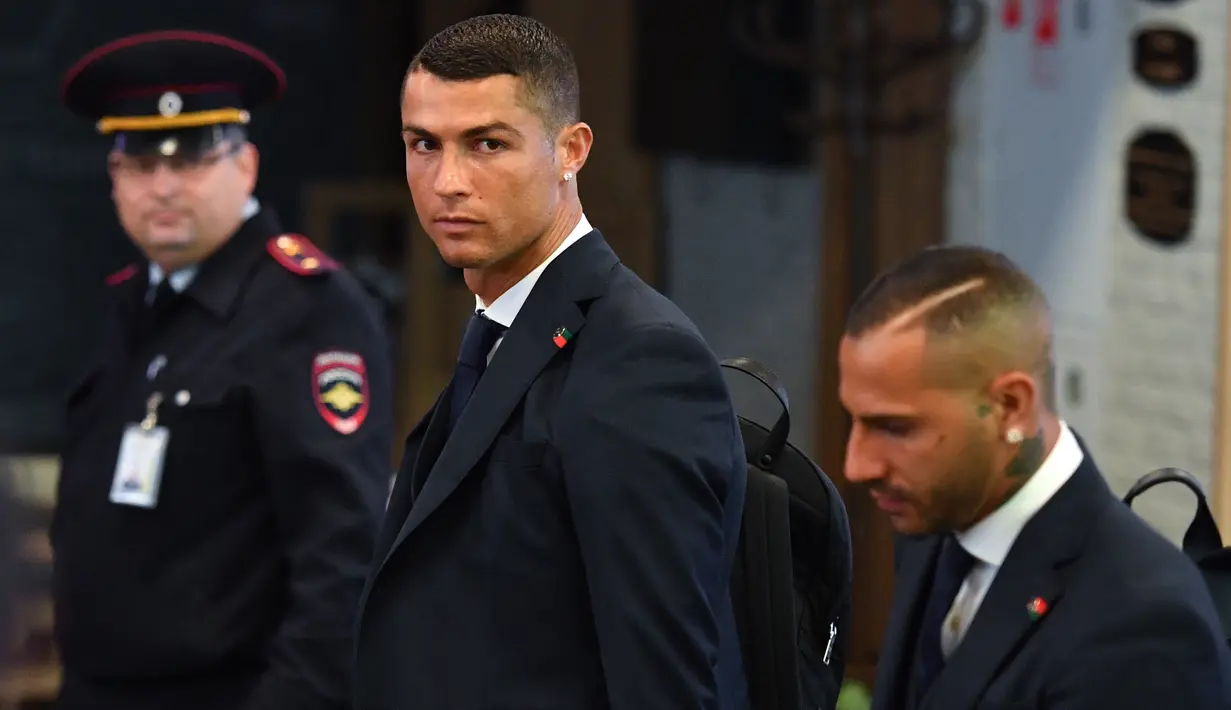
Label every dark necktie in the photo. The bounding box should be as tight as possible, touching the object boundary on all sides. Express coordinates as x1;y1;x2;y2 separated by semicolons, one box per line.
910;534;976;707
448;311;506;432
149;279;177;311
133;280;178;343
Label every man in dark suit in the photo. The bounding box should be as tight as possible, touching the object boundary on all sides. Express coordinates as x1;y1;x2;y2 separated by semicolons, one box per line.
839;245;1231;710
355;14;748;710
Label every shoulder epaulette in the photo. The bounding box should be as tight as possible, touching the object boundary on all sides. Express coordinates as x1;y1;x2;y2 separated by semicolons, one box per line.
266;233;339;276
104;263;138;286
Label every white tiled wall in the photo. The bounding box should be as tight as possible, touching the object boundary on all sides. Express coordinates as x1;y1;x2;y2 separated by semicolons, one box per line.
947;1;1227;541
1100;0;1228;542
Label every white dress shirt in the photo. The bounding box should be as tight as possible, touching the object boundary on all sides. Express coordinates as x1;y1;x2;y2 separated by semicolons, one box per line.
475;213;593;360
941;420;1084;658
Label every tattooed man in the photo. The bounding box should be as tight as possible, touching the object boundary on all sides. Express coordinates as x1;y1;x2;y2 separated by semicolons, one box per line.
838;245;1231;710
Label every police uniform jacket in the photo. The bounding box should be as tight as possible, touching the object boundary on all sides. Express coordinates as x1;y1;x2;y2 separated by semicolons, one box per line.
51;207;394;710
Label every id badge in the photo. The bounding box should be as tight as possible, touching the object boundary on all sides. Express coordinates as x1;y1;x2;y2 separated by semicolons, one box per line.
110;423;170;508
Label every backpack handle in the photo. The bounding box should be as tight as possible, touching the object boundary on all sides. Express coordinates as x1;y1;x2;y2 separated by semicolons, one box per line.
720;357;791;469
1123;467;1224;558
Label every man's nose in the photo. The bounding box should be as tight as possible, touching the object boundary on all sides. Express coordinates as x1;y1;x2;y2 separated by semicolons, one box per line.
432;147;471;197
843;426;887;485
150;163;181;196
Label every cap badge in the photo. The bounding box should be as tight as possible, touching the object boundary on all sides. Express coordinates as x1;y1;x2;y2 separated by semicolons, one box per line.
158;91;183;118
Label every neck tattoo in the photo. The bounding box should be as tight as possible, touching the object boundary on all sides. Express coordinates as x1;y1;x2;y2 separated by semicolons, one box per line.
1000;429;1045;504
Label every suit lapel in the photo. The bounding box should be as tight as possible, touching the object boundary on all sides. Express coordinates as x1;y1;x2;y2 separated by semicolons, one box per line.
409;383;453;497
389;287;583;552
383;231;618;560
873;536;941;710
375;388;446;557
920;459;1110;710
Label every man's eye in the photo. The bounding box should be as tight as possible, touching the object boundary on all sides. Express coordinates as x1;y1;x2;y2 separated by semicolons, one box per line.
409;139;436;152
475;139;504;152
873;420;914;437
127;158;158;173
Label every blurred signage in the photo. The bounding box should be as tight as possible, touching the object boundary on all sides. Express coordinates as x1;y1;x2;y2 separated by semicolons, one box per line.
1002;0;1021;30
1033;0;1059;46
1030;0;1061;88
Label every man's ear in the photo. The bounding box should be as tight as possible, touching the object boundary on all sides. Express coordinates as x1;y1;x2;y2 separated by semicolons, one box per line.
106;151;120;195
987;370;1041;438
237;142;260;194
556;121;593;178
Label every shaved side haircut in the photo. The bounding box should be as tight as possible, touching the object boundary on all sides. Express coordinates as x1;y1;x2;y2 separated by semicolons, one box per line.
846;245;1057;410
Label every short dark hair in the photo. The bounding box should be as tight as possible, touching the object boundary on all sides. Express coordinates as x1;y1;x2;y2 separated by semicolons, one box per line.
846;245;1048;338
408;14;580;134
847;245;1056;407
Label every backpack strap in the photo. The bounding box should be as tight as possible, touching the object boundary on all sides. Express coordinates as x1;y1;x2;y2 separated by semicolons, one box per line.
720;358;791;470
736;468;800;710
1124;467;1224;558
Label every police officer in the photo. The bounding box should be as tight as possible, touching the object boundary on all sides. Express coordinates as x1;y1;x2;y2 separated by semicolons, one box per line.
52;31;394;710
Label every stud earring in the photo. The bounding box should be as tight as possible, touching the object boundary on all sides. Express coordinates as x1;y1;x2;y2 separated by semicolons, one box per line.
1006;428;1024;445
563;172;573;182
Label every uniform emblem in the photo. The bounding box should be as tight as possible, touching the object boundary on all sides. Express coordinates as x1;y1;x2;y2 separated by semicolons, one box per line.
313;351;368;434
158;91;183;118
267;234;338;275
104;263;138;286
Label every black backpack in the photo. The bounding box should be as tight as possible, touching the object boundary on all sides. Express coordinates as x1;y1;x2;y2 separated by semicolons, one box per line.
1123;467;1231;647
721;357;854;710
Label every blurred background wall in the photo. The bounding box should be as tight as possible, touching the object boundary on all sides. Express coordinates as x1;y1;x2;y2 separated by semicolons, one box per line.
948;0;1229;543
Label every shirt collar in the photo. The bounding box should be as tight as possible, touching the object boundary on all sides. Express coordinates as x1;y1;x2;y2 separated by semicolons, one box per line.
956;420;1084;566
148;262;198;294
477;213;593;327
146;197;261;295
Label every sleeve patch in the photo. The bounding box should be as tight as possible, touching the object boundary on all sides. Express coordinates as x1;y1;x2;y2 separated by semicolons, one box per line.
105;263;138;286
313;351;369;434
267;234;339;275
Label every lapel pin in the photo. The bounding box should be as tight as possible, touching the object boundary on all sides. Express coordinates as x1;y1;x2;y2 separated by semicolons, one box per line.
1026;596;1049;621
553;327;573;349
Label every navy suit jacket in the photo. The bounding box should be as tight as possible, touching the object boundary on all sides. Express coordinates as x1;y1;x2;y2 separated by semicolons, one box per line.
872;446;1231;710
355;231;749;710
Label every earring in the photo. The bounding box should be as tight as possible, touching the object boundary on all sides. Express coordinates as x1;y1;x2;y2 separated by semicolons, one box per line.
563;172;573;182
1006;428;1024;445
